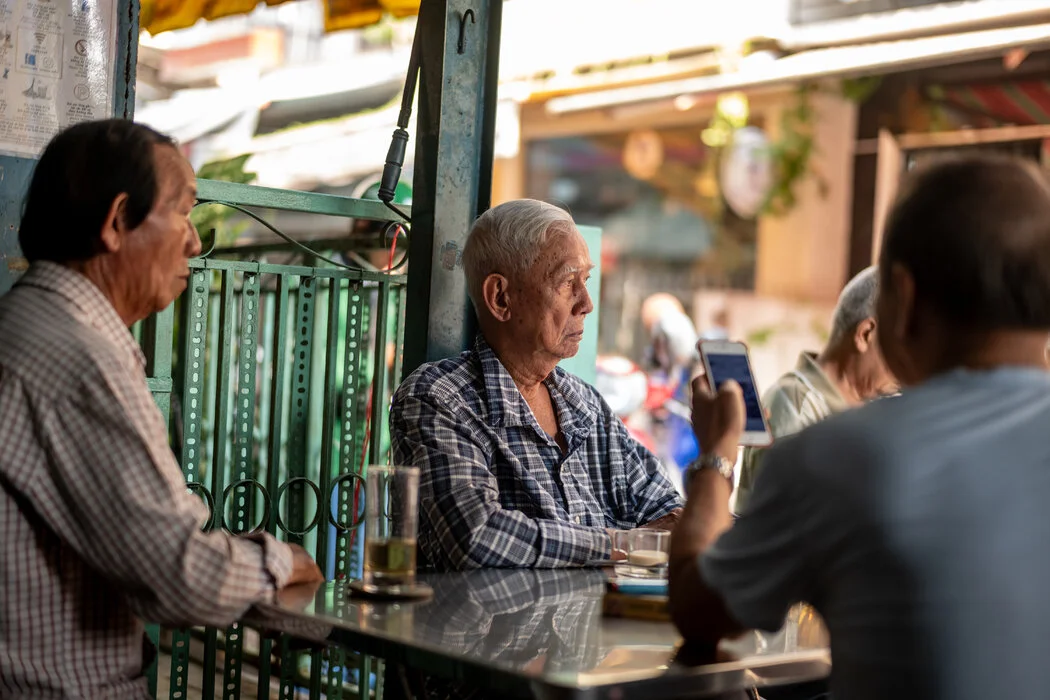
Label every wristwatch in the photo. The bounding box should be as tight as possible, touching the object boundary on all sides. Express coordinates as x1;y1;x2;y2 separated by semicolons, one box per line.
684;453;735;494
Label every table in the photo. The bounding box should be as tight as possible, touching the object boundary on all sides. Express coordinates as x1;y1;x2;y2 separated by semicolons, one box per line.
244;569;830;700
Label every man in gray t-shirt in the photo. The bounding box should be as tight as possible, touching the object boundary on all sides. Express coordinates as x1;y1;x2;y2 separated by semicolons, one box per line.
669;154;1050;700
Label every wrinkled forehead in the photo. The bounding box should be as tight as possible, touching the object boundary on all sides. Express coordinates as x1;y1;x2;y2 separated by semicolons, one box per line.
152;143;196;196
532;227;592;276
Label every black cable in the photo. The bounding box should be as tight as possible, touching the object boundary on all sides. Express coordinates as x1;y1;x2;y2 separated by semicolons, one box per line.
378;14;423;205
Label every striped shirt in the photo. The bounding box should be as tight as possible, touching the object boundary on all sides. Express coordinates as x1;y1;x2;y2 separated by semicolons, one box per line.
0;263;293;699
390;336;682;571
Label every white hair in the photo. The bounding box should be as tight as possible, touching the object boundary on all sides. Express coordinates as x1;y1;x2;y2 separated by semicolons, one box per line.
829;265;880;345
462;199;576;310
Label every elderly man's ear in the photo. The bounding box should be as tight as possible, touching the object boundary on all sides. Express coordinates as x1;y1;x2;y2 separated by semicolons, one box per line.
482;273;513;322
98;193;131;254
854;318;877;353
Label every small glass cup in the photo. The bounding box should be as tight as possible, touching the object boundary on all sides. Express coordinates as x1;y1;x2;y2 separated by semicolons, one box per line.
362;465;419;592
610;530;629;560
626;529;669;579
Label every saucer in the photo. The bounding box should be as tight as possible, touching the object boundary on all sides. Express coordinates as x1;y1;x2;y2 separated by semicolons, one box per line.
348;579;434;601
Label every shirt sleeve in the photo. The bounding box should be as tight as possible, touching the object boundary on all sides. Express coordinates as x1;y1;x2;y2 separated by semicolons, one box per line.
699;434;828;632
33;373;293;629
605;408;683;525
391;394;611;569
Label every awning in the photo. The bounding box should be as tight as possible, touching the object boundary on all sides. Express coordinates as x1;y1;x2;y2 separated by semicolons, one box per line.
545;20;1050;114
140;0;420;36
935;79;1050;127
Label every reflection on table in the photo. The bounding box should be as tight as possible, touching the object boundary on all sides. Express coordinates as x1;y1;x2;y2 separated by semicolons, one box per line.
245;569;830;699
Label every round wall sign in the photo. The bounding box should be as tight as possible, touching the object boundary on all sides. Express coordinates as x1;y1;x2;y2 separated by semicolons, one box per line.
719;126;773;219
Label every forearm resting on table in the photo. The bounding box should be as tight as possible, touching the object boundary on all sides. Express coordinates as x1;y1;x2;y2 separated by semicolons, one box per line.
128;530;293;628
642;508;683;531
427;508;614;570
668;469;741;645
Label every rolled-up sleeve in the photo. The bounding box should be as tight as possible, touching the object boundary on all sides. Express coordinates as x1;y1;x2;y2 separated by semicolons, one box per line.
32;375;293;629
391;395;610;569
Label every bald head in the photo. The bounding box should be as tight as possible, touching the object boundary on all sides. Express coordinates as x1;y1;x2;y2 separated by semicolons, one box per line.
881;154;1050;331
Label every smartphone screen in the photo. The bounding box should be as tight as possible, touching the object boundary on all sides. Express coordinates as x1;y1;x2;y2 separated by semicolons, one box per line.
704;353;766;433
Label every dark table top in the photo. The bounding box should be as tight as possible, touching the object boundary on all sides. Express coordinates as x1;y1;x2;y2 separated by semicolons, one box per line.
244;569;830;700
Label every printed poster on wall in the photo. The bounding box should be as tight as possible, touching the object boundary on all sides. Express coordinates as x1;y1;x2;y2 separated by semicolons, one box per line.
0;0;116;159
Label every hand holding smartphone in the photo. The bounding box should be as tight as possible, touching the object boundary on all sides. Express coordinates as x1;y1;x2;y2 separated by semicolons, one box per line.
697;340;772;447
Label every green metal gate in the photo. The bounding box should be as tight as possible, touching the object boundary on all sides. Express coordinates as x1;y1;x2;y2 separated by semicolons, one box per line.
142;181;409;699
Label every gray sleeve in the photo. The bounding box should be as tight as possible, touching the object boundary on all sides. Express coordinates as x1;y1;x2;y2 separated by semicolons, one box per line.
700;436;825;632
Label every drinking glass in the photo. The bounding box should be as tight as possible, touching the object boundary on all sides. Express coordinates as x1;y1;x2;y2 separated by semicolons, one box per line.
363;465;419;590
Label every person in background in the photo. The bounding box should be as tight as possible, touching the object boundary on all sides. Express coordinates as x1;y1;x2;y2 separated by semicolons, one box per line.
640;293;701;476
735;266;897;514
0;119;322;699
670;154;1050;700
390;199;682;571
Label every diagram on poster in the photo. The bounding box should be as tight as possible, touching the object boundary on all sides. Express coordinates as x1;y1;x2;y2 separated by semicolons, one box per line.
0;0;116;158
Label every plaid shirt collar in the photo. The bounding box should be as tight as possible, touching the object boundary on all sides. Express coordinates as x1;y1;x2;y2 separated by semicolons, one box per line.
474;335;597;448
17;261;146;369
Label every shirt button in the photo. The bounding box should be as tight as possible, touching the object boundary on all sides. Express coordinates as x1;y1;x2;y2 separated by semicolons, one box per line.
574;515;581;524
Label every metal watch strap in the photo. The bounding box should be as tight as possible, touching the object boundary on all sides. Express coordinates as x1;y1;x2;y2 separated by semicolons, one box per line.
685;454;735;495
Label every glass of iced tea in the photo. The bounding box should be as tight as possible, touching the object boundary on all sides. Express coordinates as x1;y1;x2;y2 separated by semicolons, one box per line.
363;465;419;591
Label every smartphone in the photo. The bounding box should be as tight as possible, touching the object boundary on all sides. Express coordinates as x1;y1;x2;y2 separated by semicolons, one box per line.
697;340;772;447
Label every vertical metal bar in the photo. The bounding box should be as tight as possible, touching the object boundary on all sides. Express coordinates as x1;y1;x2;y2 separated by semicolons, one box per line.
170;268;210;700
230;272;261;524
351;298;372;578
368;282;392;466
391;285;407;388
285;277;316;543
267;275;290;531
335;286;368;579
211;269;236;532
141;306;175;426
318;279;342;571
358;655;372;700
475;0;502;214
278;636;298;700
404;0;501;374
258;288;275;491
326;647;345;700
310;648;324;700
222;272;260;700
204;287;222;475
202;268;235;700
258;276;290;698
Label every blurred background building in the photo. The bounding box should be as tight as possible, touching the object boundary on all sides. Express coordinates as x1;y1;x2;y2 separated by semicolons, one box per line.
136;0;1050;389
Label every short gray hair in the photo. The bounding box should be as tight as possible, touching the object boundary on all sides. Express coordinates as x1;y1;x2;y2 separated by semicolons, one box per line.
462;199;576;310
829;266;879;345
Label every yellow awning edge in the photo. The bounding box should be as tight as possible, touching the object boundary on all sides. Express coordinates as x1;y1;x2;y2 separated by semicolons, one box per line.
141;0;420;36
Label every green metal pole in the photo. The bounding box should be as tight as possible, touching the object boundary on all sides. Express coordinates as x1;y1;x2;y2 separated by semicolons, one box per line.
402;0;503;374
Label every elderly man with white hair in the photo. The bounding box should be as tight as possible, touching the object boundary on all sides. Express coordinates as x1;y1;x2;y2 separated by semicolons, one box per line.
735;266;898;514
390;199;683;571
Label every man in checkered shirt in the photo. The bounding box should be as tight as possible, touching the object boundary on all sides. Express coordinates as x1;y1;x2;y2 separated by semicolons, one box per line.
391;199;683;571
0;120;323;699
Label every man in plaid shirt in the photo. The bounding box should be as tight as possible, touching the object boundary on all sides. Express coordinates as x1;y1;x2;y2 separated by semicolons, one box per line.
391;199;683;571
0;120;322;698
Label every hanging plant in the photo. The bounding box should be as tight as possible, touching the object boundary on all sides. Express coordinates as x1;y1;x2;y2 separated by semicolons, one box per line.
762;83;827;217
707;77;882;219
